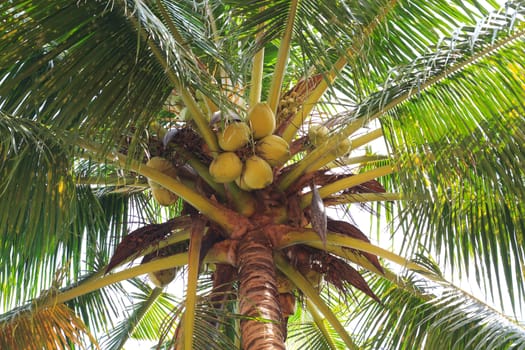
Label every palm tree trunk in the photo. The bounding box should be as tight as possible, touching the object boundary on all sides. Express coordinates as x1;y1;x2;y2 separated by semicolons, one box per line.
237;229;285;350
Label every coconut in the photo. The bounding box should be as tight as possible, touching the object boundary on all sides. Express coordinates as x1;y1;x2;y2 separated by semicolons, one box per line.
148;267;176;288
209;152;243;183
235;175;252;191
308;124;329;146
247;102;275;139
146;157;178;206
333;138;352;157
240;155;273;190
217;122;251;151
256;135;290;166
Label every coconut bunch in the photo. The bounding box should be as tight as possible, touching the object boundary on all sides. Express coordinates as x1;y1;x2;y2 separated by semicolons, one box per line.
209;102;290;191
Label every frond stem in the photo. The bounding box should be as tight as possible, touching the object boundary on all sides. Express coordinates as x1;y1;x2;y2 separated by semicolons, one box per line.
46;253;189;307
276;231;441;281
274;253;359;350
249;8;266;106
156;0;187;48
281;0;399;142
305;299;339;350
75;175;147;187
184;219;206;350
78;139;242;233
335;154;389;166
326;192;404;205
129;14;219;155
278;122;372;190
267;0;299;113
300;165;395;208
305;128;384;173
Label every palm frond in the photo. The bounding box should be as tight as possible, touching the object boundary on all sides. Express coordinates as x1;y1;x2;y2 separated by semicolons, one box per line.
0;0;172;154
380;38;525;308
0;112;75;306
100;281;165;350
0;302;98;350
334;0;524;128
352;266;525;350
286;300;346;350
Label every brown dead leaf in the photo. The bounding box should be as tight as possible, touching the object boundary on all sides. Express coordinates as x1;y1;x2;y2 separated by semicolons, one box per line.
105;216;191;273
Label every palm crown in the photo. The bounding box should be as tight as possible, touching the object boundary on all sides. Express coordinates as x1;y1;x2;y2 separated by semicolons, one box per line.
1;0;525;349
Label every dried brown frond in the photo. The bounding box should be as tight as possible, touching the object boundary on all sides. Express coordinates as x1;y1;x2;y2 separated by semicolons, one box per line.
106;216;192;273
289;246;380;303
0;303;98;350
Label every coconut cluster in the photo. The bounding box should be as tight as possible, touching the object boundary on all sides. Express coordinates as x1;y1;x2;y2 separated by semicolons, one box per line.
308;124;351;157
209;102;290;191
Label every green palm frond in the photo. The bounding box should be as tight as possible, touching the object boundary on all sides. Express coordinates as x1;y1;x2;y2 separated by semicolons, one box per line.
100;281;166;350
0;113;76;306
0;0;172;153
377;24;525;306
286;300;346;350
352;267;525;350
335;0;525;127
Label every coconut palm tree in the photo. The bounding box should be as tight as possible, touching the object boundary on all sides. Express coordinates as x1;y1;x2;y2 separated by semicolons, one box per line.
1;0;525;349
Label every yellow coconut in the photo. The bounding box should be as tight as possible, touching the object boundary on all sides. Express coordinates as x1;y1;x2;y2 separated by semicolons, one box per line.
332;138;352;157
240;155;273;190
209;152;243;183
256;135;290;166
149;121;167;139
146;157;178;206
217;122;251;151
148;267;176;288
247;102;276;139
308;124;329;146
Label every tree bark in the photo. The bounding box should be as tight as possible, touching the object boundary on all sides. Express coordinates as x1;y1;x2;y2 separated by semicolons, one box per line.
237;230;286;350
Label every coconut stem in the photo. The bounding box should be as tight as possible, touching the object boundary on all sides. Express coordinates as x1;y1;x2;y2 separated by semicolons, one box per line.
173;146;225;197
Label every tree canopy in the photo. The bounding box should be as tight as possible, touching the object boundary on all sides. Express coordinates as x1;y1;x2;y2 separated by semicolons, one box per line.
1;0;525;349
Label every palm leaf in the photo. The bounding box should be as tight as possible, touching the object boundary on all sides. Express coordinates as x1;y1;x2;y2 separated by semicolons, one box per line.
286;300;346;350
0;302;98;350
377;23;525;307
352;264;525;350
0;0;171;154
100;280;169;350
0;113;76;306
